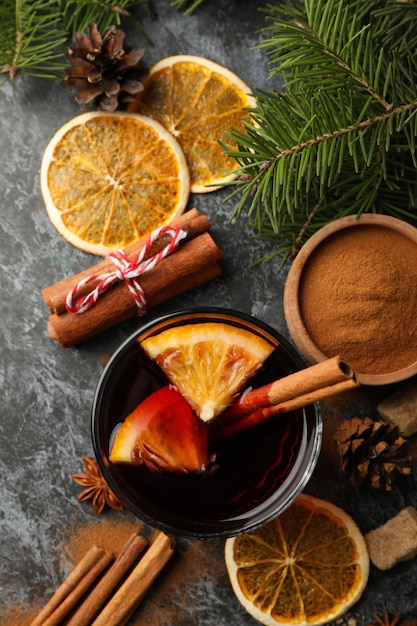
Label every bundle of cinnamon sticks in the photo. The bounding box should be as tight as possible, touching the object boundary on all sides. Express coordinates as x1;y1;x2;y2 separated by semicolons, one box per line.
30;529;175;626
42;209;223;347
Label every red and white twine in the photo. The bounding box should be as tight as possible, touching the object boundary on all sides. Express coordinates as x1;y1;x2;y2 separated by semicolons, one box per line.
65;225;188;316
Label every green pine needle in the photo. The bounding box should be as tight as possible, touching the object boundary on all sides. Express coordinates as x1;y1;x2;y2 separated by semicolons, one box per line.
170;0;205;15
226;0;417;265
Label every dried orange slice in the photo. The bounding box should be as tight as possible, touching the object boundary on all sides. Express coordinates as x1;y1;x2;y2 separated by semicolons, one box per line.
140;322;274;422
128;55;255;193
225;494;370;626
40;111;190;255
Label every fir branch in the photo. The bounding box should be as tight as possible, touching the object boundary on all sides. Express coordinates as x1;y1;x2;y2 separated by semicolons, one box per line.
0;0;67;80
258;1;397;110
226;0;417;265
63;0;151;40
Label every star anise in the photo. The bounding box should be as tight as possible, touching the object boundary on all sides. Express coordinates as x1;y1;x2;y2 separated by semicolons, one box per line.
369;610;417;626
71;455;123;514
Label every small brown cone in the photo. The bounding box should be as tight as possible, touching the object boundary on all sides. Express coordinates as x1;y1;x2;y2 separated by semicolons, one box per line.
335;416;413;490
63;23;147;111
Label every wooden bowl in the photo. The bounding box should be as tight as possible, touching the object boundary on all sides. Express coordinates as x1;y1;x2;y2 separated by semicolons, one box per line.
284;215;417;386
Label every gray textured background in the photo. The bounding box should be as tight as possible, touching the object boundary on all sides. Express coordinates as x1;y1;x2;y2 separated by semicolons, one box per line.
1;1;417;624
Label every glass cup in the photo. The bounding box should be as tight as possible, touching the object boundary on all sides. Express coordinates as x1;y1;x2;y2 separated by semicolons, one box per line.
92;307;322;538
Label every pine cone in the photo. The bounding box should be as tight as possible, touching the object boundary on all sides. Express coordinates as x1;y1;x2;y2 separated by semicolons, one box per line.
63;23;147;111
334;417;413;491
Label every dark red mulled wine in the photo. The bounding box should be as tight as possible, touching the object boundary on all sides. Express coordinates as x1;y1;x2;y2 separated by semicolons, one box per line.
92;309;322;538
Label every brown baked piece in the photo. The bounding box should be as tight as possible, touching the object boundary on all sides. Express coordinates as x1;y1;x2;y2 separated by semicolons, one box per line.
365;506;417;570
377;379;417;436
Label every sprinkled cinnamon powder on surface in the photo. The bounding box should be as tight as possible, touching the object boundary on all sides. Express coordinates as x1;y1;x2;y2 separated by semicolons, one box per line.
0;605;40;626
61;514;144;564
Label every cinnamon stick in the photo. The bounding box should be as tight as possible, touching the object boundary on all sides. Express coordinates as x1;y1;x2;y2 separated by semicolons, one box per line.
42;208;208;315
46;231;223;347
91;531;175;626
29;546;113;626
65;533;148;626
233;356;355;417
213;356;358;439
215;379;358;439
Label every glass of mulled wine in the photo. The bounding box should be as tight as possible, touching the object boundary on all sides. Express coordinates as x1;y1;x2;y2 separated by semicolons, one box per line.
92;308;322;538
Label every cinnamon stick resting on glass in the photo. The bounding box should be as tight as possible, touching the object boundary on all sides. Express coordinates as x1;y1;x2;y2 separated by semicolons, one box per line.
213;355;358;440
42;209;223;347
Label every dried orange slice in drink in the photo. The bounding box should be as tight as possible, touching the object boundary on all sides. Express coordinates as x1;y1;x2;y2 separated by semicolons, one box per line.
128;55;255;193
140;322;274;422
40;111;190;255
225;494;370;626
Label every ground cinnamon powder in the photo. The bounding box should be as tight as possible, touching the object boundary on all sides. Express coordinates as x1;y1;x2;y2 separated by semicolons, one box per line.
0;605;40;626
299;224;417;376
60;514;144;565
